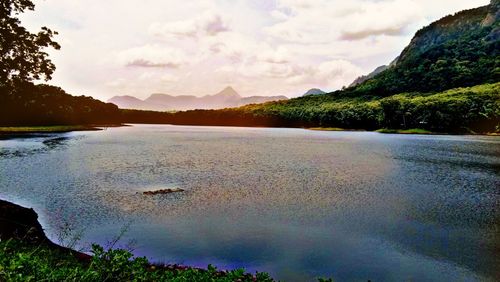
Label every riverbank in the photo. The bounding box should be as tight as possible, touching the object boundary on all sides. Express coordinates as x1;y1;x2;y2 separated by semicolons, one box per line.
0;199;275;281
308;127;500;136
0;124;126;134
309;127;439;135
375;128;434;134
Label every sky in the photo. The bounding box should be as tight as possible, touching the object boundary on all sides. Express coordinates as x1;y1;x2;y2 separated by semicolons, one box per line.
20;0;490;101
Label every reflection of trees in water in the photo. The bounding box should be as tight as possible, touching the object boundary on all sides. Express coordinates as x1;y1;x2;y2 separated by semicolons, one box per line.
0;135;73;158
42;137;70;149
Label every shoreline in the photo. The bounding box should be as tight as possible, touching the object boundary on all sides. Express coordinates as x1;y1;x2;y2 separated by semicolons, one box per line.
0;124;125;134
307;127;499;136
0;198;274;281
0;124;498;137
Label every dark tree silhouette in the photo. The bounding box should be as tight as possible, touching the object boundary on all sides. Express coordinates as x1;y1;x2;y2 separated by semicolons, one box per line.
0;0;60;85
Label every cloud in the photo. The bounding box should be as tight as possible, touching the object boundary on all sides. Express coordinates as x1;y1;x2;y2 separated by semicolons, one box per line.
337;0;422;40
340;26;407;40
285;59;363;89
217;57;363;91
118;44;188;68
149;12;230;39
266;0;422;43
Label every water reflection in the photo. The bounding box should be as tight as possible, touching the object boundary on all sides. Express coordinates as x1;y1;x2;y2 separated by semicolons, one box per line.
0;134;74;158
0;125;498;281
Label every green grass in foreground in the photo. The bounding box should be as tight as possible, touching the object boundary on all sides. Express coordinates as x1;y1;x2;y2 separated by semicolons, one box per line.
0;240;275;282
0;125;101;133
376;128;434;134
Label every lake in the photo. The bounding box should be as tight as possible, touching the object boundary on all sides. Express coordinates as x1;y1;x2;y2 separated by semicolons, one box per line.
0;124;498;281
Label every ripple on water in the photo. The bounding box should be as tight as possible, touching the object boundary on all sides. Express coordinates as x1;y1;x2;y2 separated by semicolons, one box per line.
0;125;498;281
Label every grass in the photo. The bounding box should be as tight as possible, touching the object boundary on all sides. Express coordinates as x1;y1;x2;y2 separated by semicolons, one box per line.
0;240;275;282
309;127;439;135
0;125;100;133
0;125;121;133
308;127;346;131
376;128;434;134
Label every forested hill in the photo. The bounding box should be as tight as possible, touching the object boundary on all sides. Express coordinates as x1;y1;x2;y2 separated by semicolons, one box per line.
343;0;499;97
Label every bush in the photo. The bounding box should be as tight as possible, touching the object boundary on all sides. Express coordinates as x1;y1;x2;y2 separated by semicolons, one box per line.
0;240;275;282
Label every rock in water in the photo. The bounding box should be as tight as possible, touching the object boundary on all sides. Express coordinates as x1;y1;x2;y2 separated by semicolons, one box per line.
143;188;185;195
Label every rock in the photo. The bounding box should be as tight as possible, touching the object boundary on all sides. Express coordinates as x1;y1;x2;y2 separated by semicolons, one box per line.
0;199;91;261
142;188;184;195
0;199;47;244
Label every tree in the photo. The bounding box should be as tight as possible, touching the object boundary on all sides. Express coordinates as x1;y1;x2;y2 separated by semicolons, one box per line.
0;0;60;85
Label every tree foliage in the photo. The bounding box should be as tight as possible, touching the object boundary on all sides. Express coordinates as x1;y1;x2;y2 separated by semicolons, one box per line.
0;0;60;85
0;83;121;125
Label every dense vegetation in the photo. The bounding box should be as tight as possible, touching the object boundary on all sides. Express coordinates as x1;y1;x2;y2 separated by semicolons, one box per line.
0;82;121;126
0;240;274;282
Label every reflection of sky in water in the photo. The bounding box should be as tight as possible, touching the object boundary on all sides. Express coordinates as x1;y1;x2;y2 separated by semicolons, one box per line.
0;125;498;281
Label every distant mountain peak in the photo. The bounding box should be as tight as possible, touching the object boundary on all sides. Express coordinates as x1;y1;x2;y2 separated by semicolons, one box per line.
214;86;240;98
303;88;326;96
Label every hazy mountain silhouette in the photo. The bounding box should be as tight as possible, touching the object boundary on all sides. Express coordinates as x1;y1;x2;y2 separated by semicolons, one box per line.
302;88;326;96
108;86;288;111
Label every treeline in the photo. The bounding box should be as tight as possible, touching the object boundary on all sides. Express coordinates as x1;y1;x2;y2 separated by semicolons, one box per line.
121;83;500;134
0;82;121;126
1;82;497;134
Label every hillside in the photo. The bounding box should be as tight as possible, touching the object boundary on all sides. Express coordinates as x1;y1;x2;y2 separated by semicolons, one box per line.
346;0;499;96
108;87;288;111
349;65;389;87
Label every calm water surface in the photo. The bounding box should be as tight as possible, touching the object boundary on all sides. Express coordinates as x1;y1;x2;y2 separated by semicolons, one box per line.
0;125;499;281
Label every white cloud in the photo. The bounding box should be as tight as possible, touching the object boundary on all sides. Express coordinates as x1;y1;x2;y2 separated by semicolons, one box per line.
118;44;189;68
149;12;229;39
266;0;423;43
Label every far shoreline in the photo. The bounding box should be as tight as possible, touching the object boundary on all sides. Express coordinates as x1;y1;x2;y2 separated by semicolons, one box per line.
307;127;500;136
0;124;125;135
0;124;498;137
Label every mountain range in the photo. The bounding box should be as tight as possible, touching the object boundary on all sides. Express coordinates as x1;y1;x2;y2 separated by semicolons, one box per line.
108;87;288;111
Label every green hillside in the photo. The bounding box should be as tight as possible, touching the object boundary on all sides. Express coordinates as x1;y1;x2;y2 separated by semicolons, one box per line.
345;0;499;97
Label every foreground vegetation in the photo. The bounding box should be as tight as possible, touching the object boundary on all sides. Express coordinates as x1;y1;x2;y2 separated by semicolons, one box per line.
0;199;336;282
0;240;274;282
